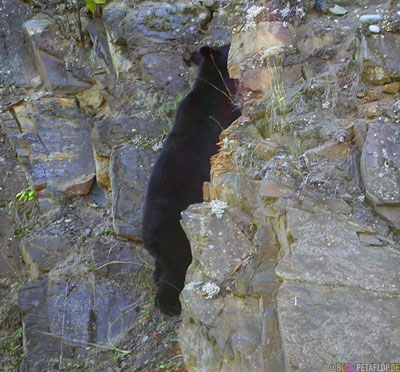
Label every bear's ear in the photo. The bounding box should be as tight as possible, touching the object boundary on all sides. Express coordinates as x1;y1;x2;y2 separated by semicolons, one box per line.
199;46;212;58
190;51;202;65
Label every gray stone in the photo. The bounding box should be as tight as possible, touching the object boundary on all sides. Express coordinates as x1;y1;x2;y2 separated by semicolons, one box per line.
18;279;57;371
360;120;400;229
86;18;116;77
360;14;383;24
251;263;279;294
180;293;276;372
89;239;144;275
331;0;354;4
299;196;351;215
328;4;347;15
110;143;158;241
47;280;138;347
208;6;242;44
0;0;38;89
32;51;92;94
180;201;284;371
369;25;380;33
9;98;95;208
93;115;161;158
19;275;139;370
23;15;93;93
103;1;209;48
277;282;400;370
359;33;400;84
276;208;400;294
21;236;72;280
181;203;254;280
92;115;161;188
140;53;188;95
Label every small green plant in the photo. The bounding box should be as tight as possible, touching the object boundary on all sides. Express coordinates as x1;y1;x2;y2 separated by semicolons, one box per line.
13;227;30;239
85;261;96;272
138;303;152;325
84;0;107;13
15;185;35;202
152;359;185;372
101;227;114;236
112;350;127;362
65;354;84;370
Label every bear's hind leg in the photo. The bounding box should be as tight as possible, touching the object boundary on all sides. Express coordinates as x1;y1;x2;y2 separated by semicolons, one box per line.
153;259;164;284
155;268;186;316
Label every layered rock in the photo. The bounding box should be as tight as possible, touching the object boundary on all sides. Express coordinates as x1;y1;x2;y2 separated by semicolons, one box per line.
2;98;96;210
179;1;400;370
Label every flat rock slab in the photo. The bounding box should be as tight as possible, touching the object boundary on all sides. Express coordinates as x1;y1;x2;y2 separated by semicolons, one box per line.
92;115;160;189
180;202;285;371
229;22;293;79
360;120;400;229
140;53;188;95
277;282;400;370
10;97;95;207
88;238;145;276
0;0;38;89
276;208;400;294
23;14;92;93
181;203;254;280
360;33;400;84
19;275;138;370
21;235;72;280
47;280;137;347
111;143;158;240
180;291;283;372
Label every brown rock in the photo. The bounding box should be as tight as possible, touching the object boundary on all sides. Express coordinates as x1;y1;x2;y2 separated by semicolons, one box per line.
57;173;96;196
259;178;295;198
304;141;351;161
382;82;400;94
365;87;383;102
229;22;293;79
76;85;105;110
356;90;367;98
243;67;271;92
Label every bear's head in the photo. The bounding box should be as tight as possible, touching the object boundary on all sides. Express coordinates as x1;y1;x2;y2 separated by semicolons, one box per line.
190;45;236;94
190;45;230;68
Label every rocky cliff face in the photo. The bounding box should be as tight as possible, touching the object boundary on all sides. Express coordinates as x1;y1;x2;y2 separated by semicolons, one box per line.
179;1;400;370
0;0;399;371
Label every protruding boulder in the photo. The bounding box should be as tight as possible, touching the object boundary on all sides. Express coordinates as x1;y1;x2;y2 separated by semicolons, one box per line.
360;120;400;229
23;15;92;93
9;98;95;209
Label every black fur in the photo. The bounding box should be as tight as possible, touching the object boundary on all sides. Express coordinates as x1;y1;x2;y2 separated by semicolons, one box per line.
142;45;240;315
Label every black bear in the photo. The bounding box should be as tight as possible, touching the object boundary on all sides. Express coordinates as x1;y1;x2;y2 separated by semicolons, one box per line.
142;45;240;315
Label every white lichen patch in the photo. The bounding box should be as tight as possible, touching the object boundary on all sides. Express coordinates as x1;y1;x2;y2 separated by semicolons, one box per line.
210;199;227;218
221;137;230;150
243;5;264;31
281;4;291;18
201;282;220;299
151;140;163;152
